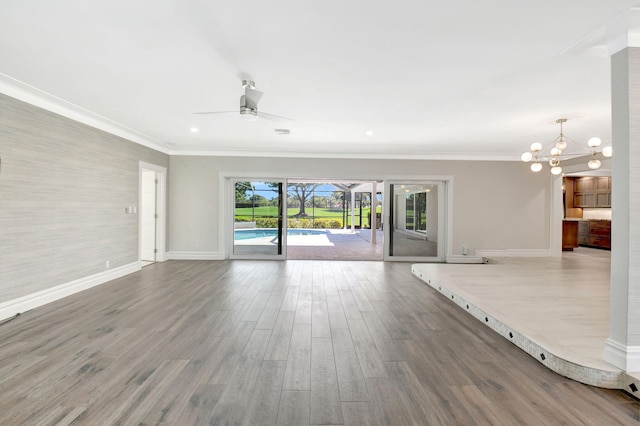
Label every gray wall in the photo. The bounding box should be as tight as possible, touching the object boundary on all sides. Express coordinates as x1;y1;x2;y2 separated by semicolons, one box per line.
0;94;169;303
169;155;550;256
609;47;640;351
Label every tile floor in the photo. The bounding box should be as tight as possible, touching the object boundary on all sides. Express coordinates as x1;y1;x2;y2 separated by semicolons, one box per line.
412;247;640;393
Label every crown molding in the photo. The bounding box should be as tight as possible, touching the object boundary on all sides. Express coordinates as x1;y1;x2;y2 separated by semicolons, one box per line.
0;73;171;155
167;147;519;161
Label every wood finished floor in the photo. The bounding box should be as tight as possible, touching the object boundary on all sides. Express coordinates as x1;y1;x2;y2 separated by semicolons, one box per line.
0;260;638;425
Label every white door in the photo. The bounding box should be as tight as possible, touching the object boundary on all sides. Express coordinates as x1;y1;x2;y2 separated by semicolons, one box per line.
140;169;156;262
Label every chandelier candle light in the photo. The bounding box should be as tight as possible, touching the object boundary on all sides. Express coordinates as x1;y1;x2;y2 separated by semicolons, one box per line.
521;118;612;175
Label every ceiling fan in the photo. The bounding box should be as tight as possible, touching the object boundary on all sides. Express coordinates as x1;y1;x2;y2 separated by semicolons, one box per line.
194;80;294;122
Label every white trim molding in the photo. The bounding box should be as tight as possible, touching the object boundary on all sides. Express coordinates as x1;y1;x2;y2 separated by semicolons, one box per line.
475;248;552;258
139;161;168;263
0;73;170;154
604;338;640;372
167;251;225;260
446;255;487;264
0;262;140;322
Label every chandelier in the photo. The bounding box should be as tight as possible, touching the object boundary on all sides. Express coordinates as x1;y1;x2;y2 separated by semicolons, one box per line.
521;118;612;175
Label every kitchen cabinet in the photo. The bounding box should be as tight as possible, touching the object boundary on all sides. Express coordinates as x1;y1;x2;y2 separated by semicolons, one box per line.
588;220;611;249
573;177;611;208
578;220;589;245
576;220;611;250
562;221;579;251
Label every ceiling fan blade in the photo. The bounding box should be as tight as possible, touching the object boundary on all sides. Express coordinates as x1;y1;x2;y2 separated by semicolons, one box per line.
193;111;237;115
244;88;263;109
258;111;295;122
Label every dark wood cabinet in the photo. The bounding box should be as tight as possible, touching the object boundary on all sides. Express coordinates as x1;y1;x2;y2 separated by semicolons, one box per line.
588;220;611;249
573;177;611;208
562;221;579;251
575;220;611;250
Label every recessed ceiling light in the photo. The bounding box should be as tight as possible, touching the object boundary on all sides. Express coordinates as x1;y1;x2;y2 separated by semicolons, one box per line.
365;130;374;136
190;127;198;133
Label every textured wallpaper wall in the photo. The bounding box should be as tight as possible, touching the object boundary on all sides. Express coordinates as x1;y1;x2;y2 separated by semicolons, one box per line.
0;94;169;303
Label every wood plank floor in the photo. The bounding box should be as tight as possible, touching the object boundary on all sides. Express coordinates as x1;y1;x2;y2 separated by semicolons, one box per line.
0;260;638;425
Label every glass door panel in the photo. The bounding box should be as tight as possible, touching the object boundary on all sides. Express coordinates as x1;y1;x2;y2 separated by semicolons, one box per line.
384;181;445;262
232;180;285;259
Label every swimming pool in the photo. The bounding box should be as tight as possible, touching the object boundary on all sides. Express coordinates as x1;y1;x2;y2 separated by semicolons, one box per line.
234;229;328;241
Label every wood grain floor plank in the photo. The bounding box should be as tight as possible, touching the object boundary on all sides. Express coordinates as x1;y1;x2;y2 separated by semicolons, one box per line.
276;390;310;426
364;376;423;426
221;328;272;404
351;286;376;312
294;291;313;325
310;337;342;425
370;300;412;339
332;328;369;402
346;318;387;378
341;401;375;426
264;311;295;361
240;291;272;322
383;360;449;425
280;285;300;312
282;323;312;391
243;360;286;426
361;311;403;362
207;321;257;385
339;289;364;321
0;260;636;425
255;293;285;330
311;299;331;338
174;383;226;425
327;294;349;330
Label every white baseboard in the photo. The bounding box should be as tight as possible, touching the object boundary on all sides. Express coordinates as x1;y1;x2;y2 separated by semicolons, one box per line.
475;248;552;258
604;339;640;372
167;251;225;260
0;262;140;322
446;255;487;264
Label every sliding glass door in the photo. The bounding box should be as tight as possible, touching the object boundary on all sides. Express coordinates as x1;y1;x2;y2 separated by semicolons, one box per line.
384;181;445;261
230;179;286;259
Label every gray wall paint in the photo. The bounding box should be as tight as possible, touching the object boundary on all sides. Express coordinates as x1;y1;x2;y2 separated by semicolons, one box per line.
0;94;169;303
169;155;550;255
610;47;640;348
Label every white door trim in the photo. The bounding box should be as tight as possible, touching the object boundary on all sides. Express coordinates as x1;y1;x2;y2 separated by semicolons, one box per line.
139;161;167;262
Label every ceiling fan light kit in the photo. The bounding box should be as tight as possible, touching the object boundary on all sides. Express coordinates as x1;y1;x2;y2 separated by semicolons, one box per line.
521;118;612;175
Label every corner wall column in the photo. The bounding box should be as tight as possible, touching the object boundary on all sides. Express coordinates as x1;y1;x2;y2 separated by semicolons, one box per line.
604;47;640;371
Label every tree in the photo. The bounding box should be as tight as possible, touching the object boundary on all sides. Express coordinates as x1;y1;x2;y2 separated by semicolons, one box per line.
235;181;252;202
276;184;316;217
249;193;269;206
265;183;319;217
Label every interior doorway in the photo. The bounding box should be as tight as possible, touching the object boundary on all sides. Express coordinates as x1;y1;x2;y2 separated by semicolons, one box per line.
139;162;167;266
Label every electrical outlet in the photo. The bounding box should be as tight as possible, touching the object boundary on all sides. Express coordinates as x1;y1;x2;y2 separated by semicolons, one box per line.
106;260;110;269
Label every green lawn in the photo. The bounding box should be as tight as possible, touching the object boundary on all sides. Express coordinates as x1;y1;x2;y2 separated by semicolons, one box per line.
235;206;380;227
236;206;357;218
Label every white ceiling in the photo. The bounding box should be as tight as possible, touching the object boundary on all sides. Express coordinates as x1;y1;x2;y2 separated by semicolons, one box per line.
1;1;639;159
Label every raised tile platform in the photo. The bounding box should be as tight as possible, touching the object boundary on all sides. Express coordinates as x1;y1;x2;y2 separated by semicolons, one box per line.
411;248;640;396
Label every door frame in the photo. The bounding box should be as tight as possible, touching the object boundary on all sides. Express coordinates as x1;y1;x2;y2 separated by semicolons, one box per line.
218;172;453;261
383;177;452;262
139;161;167;263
